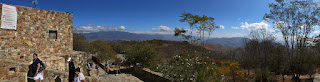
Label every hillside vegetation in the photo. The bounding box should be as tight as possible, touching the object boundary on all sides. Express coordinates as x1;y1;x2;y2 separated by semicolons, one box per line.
74;33;244;81
73;0;320;81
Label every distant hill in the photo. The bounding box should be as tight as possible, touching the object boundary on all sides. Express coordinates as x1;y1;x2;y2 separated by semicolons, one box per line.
82;31;180;42
206;37;247;48
80;31;246;48
199;44;231;52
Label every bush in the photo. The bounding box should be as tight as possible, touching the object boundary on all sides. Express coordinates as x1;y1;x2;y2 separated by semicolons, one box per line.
161;50;221;82
89;40;117;60
219;61;246;82
124;43;156;67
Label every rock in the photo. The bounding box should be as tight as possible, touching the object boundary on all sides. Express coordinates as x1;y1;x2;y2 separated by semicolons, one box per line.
0;67;8;74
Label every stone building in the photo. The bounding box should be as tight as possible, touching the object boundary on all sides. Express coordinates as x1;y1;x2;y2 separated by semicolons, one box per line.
0;3;87;81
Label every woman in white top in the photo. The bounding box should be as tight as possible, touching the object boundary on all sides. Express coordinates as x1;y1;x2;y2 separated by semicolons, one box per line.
74;67;86;82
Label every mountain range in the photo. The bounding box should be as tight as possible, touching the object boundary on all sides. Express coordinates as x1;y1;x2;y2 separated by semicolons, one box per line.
80;31;246;48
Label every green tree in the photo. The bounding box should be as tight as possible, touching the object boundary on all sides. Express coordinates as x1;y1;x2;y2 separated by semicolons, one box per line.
174;28;192;41
125;43;156;67
219;61;245;82
179;13;198;43
89;40;117;60
111;43;125;54
73;33;89;52
178;13;220;47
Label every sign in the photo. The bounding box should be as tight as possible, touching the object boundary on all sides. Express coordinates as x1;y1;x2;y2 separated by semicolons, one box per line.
1;4;18;30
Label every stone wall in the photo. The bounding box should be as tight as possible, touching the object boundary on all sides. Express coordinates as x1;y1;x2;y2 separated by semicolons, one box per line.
69;51;88;74
0;59;29;82
0;3;78;81
122;67;171;82
0;3;73;64
0;51;89;82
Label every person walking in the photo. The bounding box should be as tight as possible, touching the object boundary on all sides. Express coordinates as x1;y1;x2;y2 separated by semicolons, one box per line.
86;62;91;76
105;63;110;73
32;53;44;82
68;57;76;82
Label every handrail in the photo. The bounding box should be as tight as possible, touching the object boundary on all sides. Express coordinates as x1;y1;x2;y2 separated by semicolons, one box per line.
92;56;107;72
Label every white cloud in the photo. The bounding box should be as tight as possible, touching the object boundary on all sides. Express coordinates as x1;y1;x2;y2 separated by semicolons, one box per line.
269;28;276;33
240;21;269;31
74;25;127;33
133;25;174;35
132;31;174;35
272;33;284;41
152;25;172;31
119;26;126;30
231;26;239;29
220;25;225;29
196;30;201;34
211;33;246;38
314;31;320;34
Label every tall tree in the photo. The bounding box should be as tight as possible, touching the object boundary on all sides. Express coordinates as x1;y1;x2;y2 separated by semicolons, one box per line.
180;13;197;43
241;28;286;81
178;13;220;47
264;0;320;80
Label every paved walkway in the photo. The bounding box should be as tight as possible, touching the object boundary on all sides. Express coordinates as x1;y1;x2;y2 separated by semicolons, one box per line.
313;73;320;82
90;68;142;82
98;74;143;82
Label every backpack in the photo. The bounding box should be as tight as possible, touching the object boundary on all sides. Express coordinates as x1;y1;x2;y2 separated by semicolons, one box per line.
38;61;46;73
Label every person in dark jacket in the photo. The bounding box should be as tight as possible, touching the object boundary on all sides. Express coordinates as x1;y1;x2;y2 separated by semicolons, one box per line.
68;57;76;82
32;53;43;82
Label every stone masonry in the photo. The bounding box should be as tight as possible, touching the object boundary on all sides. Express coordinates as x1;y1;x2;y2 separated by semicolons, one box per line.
0;3;73;64
0;3;83;81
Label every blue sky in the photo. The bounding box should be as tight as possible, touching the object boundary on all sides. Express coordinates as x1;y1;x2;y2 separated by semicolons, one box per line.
3;0;320;38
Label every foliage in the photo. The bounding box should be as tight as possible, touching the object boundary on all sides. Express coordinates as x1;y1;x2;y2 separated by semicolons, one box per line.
174;28;192;41
196;61;220;82
89;40;117;61
219;61;246;82
124;43;156;67
111;42;126;54
254;69;276;81
264;0;320;79
160;50;221;82
73;33;117;61
239;28;292;81
178;12;220;47
73;33;90;52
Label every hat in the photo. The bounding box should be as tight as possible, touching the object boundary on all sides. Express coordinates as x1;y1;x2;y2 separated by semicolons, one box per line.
75;67;80;72
67;57;71;62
